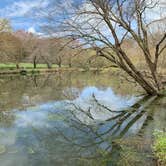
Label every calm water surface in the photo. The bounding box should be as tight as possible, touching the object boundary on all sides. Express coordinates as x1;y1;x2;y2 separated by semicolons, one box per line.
0;72;165;166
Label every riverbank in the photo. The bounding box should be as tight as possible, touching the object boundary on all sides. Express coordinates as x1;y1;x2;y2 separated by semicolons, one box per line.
0;67;108;75
0;63;117;75
153;131;166;166
0;63;165;78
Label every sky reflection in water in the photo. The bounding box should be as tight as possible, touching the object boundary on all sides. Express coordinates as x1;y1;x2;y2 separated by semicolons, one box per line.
0;86;164;166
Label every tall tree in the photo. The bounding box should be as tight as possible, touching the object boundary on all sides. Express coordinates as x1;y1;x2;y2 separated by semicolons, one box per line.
40;0;166;95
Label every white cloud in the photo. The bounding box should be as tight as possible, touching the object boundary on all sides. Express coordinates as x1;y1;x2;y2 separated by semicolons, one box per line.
145;0;166;32
27;26;44;36
145;0;166;21
28;27;36;33
0;0;49;18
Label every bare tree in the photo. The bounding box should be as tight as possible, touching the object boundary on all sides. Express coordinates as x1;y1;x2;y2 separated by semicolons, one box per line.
15;30;41;69
41;37;82;68
0;32;23;68
49;38;82;68
41;0;166;95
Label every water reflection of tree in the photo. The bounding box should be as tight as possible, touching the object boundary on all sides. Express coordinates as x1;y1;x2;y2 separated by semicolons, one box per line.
0;73;75;111
0;74;164;165
28;95;160;166
67;94;157;137
60;95;159;165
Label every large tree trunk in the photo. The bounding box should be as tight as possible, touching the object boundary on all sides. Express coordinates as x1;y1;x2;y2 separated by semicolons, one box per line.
119;51;158;95
124;68;158;95
100;49;159;95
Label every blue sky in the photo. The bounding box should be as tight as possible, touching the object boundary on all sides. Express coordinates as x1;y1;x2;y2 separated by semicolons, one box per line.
0;0;165;34
0;0;51;32
0;0;83;33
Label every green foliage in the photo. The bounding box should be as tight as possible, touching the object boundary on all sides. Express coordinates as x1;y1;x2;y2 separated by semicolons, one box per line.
153;130;166;165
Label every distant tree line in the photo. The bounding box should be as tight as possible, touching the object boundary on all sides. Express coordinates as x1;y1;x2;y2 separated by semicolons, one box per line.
0;19;109;69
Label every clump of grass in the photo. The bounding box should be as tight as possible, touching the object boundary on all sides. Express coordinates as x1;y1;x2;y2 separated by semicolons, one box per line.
153;130;166;166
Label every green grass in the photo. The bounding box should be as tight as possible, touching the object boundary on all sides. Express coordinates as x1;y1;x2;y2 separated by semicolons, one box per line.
0;63;16;69
153;130;166;166
0;63;59;69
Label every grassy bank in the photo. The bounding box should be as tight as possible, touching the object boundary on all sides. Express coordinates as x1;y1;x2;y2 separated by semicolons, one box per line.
0;63;60;69
0;63;118;75
0;63;165;76
0;68;87;75
153;131;166;166
0;63;108;75
0;63;62;75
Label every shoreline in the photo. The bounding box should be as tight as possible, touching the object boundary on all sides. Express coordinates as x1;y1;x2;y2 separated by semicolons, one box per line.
0;67;106;75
